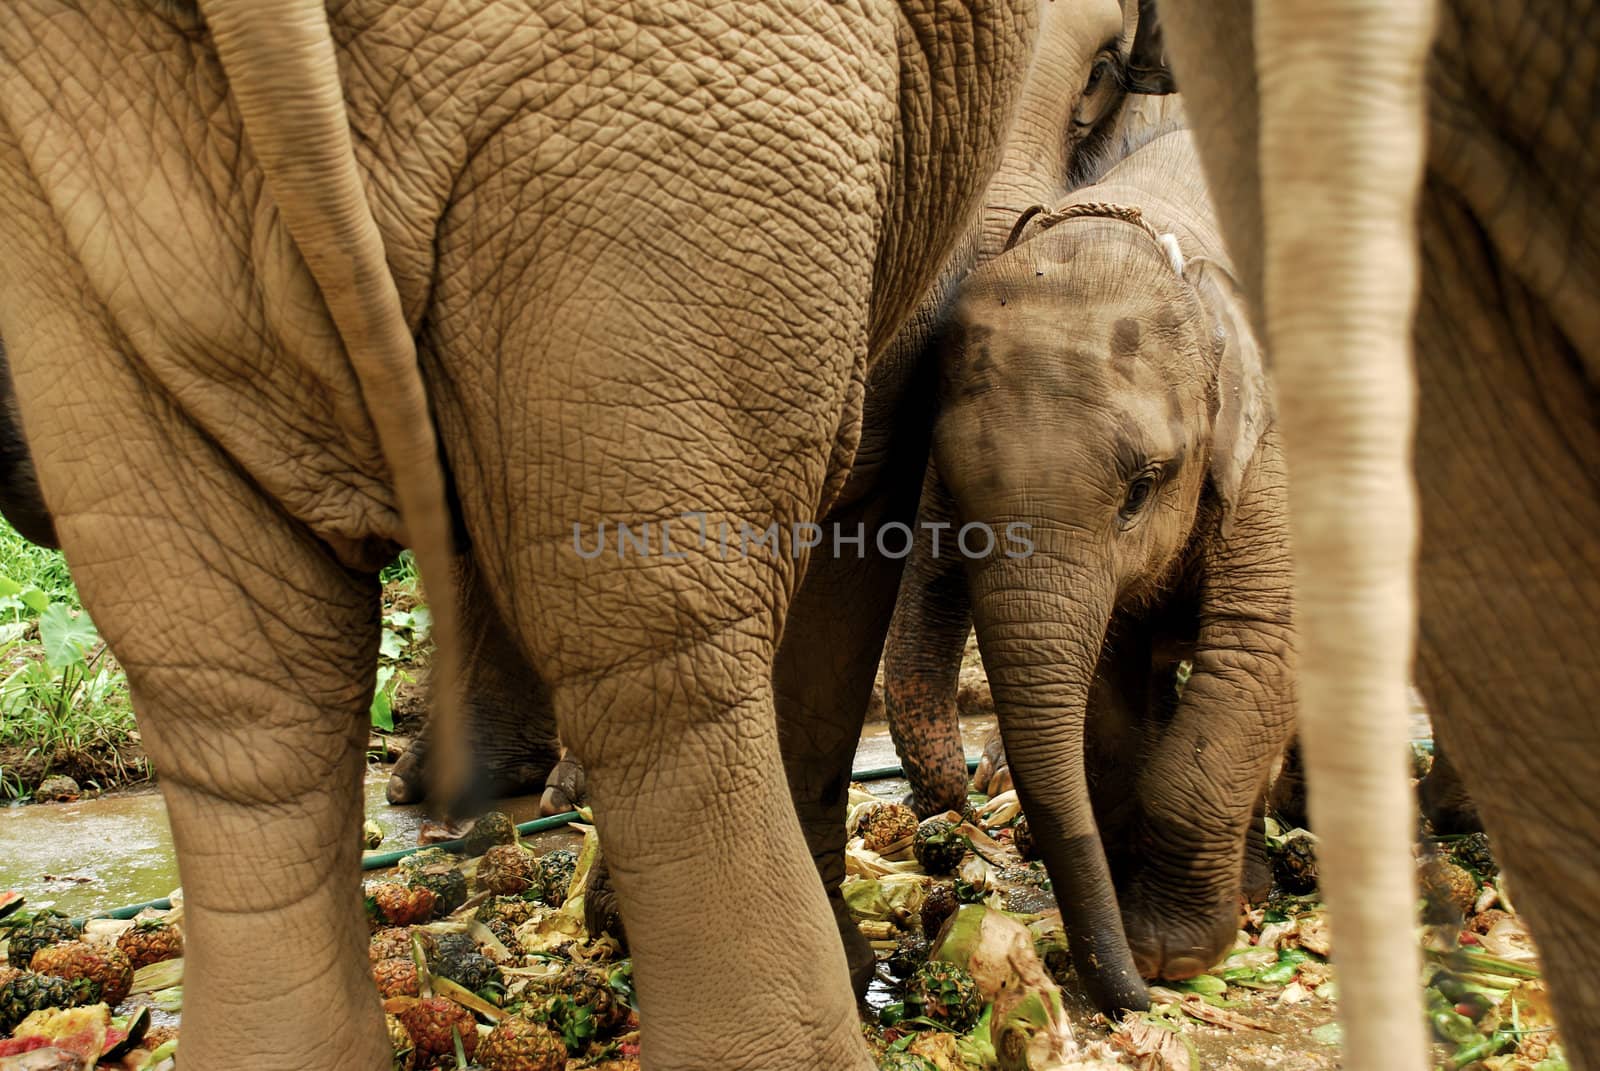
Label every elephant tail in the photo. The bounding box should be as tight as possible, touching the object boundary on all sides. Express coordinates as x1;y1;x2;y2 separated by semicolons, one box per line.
198;0;467;806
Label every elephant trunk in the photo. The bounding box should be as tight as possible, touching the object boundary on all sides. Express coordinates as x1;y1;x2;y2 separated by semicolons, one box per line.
1251;0;1437;1067
968;546;1148;1014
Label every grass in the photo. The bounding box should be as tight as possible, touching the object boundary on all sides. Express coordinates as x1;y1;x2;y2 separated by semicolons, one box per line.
0;533;428;799
0;520;141;799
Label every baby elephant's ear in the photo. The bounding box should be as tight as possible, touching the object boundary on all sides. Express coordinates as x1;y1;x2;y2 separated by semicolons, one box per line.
1186;257;1273;517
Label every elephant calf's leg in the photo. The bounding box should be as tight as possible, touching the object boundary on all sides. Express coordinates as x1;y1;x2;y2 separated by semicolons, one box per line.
387;554;560;806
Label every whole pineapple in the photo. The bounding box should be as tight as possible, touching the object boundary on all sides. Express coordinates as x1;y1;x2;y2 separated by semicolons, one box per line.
116;920;183;971
912;818;967;875
371;927;416;963
4;911;80;968
30;941;134;1006
396;995;478;1069
373;957;421;998
475;1016;566;1071
860;803;919;853
551;964;624;1032
1448;832;1499;880
373;883;440;926
885;933;929;979
400;847;458;875
908;961;980;1031
535;850;578;907
0;970;100;1032
464;812;518;858
1271;829;1319;895
423;932;499;994
407;867;469;917
477;845;539;897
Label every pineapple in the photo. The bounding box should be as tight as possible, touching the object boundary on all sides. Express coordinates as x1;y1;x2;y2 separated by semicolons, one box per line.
475;1016;566;1071
373;957;421;999
859;803;918;853
880;1053;940;1071
396;995;477;1068
386;1013;416;1071
912;817;967;875
463;812;517;858
535;850;577;907
1448;832;1499;879
115;920;183;971
373;883;439;926
0;970;100;1032
421;932;497;994
1271;829;1319;895
476;845;538;897
920;882;958;941
907;961;980;1031
407;868;468;917
399;847;458;874
371;927;416;963
30;941;133;1006
4;911;80;968
1012;815;1034;860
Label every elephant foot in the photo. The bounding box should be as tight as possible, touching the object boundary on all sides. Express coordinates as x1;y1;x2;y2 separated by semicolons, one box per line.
830;888;875;999
1121;886;1240;982
385;727;560;807
970;733;1013;797
539;749;587;816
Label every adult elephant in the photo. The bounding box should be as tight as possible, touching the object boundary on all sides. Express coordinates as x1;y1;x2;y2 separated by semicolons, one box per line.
0;1;1160;1069
1159;0;1600;1067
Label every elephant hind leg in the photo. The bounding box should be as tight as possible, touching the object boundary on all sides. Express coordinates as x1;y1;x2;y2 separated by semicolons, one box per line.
32;422;389;1069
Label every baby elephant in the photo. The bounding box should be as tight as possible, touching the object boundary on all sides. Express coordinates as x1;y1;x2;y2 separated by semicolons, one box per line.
883;117;1296;986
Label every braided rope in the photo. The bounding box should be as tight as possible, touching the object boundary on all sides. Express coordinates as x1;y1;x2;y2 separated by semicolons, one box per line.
1002;200;1185;275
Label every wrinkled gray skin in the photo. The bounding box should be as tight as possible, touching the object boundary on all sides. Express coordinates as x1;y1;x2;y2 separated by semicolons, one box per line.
370;0;1178;1015
0;2;1176;1065
884;118;1295;986
1159;0;1600;1060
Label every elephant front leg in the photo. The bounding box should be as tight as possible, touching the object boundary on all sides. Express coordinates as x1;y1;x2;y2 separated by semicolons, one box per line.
1123;433;1297;979
882;466;976;816
386;553;560;806
775;491;918;999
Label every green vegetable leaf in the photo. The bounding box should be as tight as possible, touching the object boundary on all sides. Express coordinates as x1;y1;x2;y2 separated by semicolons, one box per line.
39;603;98;669
20;588;50;614
379;629;406;660
0;576;20;598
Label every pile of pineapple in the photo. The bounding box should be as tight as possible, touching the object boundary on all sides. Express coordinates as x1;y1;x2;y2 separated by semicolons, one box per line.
0;907;182;1069
365;815;640;1071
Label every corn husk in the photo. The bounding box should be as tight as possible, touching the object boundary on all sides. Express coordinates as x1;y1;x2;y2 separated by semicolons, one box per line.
978;791;1021;826
841;874;927;923
931;905;1081;1070
128;957;183;995
511;906;586;956
846;842;924;879
431;976;504;1022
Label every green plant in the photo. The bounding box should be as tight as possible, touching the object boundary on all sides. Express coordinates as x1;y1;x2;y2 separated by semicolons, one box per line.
371;604;430;730
0;520;141;799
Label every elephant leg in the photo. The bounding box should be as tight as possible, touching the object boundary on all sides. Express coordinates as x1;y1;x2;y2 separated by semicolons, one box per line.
1413;182;1600;1054
775;490;919;999
1240;790;1273;903
1267;735;1310;830
14;402;385;1066
882;465;975;817
386;553;560;806
1416;740;1480;835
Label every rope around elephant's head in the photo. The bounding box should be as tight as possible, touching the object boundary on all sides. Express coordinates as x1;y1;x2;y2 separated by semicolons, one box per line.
1003;201;1186;275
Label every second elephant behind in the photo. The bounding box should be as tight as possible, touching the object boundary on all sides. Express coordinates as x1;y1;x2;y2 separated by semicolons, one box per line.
882;114;1297;983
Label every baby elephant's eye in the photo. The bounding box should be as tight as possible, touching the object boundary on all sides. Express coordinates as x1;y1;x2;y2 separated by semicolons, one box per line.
1121;473;1159;520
